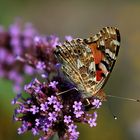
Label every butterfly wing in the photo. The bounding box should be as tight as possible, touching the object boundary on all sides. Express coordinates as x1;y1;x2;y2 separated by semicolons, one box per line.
54;38;97;98
54;27;120;98
84;27;120;94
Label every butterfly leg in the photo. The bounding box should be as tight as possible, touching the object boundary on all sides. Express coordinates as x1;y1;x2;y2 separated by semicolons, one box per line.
56;87;78;96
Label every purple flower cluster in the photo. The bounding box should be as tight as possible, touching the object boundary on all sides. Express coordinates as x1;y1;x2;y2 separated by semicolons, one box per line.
0;20;61;92
0;20;37;92
12;78;102;140
7;19;103;140
20;35;60;77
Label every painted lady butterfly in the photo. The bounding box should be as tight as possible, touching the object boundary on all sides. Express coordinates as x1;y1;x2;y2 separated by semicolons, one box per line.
54;27;120;100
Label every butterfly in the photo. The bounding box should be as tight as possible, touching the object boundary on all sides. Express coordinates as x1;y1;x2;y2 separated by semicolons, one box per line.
54;27;120;100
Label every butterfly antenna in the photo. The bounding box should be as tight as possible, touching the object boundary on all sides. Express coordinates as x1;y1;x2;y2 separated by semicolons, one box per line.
106;97;118;120
106;95;140;102
106;94;140;120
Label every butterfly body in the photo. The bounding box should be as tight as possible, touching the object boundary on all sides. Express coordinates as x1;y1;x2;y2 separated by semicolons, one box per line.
55;27;120;99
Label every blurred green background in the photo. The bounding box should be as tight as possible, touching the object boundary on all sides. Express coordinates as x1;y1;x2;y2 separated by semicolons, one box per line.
0;0;140;140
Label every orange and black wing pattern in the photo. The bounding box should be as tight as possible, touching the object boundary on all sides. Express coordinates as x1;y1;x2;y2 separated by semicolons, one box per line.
84;27;120;93
54;27;120;98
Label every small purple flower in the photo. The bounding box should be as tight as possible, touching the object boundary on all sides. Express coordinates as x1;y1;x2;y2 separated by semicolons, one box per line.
32;128;39;136
92;99;102;109
74;110;84;118
88;118;97;127
18;121;29;134
26;99;32;104
42;119;52;128
18;127;24;135
69;130;79;140
15;108;21;114
42;124;49;132
30;105;39;114
24;84;31;91
47;95;57;105
15;105;25;114
40;102;48;112
46;35;59;48
73;101;82;111
48;112;58;122
36;61;46;70
68;124;77;133
53;101;63;112
35;119;40;126
9;21;21;37
34;86;41;93
64;115;72;124
49;81;58;89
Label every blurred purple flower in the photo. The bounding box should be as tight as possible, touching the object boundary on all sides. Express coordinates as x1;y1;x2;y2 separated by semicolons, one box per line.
24;65;35;75
32;128;39;136
0;20;62;93
36;61;46;70
65;35;73;42
0;20;38;92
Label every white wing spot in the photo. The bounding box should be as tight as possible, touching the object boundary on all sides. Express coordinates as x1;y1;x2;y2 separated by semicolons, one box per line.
93;35;99;41
89;62;96;72
100;40;105;46
111;40;120;46
105;49;116;59
77;59;84;69
99;63;108;75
